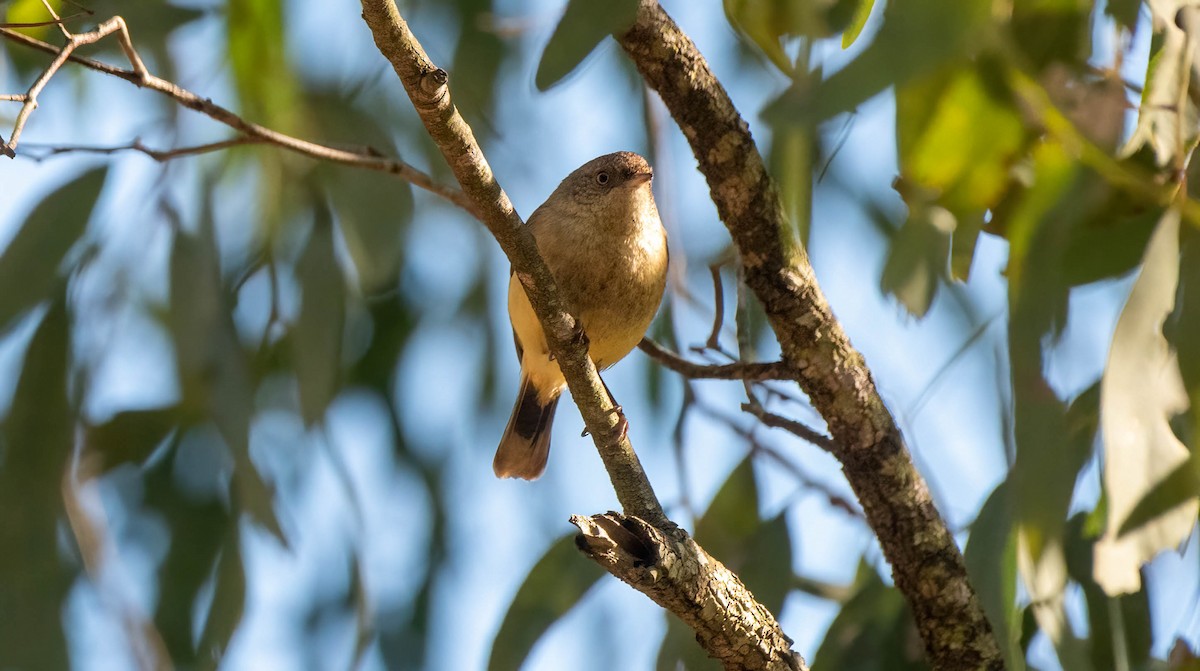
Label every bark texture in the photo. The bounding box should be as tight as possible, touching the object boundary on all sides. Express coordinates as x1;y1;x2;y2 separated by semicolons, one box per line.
359;0;664;524
618;2;1003;670
360;2;807;668
573;513;805;671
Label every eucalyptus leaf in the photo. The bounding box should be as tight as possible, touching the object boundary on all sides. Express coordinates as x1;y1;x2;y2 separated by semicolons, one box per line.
0;299;73;671
1095;209;1198;596
0;167;106;334
535;0;639;90
294;208;346;425
168;228;284;542
487;533;606;671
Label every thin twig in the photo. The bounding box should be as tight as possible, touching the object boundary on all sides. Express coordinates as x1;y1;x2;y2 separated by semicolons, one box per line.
20;137;268;161
638;337;790;381
741;401;838;455
0;23;476;214
704;264;724;349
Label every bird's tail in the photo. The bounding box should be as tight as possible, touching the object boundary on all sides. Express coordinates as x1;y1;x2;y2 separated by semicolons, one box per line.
493;375;560;480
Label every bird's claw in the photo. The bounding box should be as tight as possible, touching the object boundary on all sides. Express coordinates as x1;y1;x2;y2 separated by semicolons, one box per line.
581;405;627;441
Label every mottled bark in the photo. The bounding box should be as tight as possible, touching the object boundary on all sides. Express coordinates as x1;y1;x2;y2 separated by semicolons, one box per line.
617;2;1003;670
359;0;664;524
573;513;804;671
359;2;807;668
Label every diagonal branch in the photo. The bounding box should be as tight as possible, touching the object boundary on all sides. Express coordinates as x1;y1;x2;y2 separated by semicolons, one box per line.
616;2;1003;670
0;24;474;213
357;0;664;526
358;1;807;668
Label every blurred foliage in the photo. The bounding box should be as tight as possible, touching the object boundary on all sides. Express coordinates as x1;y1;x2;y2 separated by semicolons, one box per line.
2;0;1200;670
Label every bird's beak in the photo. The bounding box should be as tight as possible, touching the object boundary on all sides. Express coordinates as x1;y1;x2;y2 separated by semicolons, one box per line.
627;170;653;187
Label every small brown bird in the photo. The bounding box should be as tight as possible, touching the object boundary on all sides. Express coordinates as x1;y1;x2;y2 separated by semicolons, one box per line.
494;152;669;480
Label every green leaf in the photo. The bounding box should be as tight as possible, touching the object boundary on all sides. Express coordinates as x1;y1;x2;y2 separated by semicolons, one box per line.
1095;209;1197;595
657;460;792;670
695;458;759;557
0;167;106;334
769;122;815;248
84;406;180;474
305;89;414;293
145;439;234;666
1170;229;1200;450
1117;455;1200;538
1063;514;1154;671
1105;0;1142;30
0;299;74;671
963;481;1026;671
487;533;606;671
880;204;952;317
198;526;246;671
842;0;875;48
535;0;639;90
1062;202;1160;287
169;227;284;542
767;0;993;122
227;0;299;131
294;208;346;425
1010;0;1092;71
449;0;508;125
811;562;927;671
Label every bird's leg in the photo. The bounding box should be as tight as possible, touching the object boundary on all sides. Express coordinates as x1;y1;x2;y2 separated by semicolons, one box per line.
580;375;628;441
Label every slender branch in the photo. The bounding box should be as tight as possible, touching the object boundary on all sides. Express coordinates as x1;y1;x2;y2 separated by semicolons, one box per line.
358;0;664;525
740;402;839;455
0;24;475;214
20;137;267;161
703;264;725;349
638;337;790;381
359;2;808;668
617;3;1003;669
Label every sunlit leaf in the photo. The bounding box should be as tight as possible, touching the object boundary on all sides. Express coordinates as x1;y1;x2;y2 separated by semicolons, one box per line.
1121;0;1200;168
535;0;639;90
0;299;73;671
0;167;106;334
1095;209;1197;596
487;533;606;671
294;208;346;425
767;0;993;122
811;562;926;671
3;0;61;38
842;0;876;48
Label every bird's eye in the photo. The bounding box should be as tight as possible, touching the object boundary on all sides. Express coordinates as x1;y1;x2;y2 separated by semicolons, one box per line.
596;171;610;186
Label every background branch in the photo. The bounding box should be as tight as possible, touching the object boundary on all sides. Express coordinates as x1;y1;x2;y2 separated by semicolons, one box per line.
0;25;473;213
637;337;791;381
617;2;1003;669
